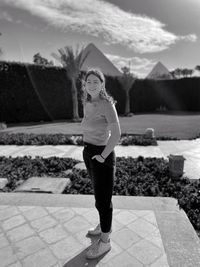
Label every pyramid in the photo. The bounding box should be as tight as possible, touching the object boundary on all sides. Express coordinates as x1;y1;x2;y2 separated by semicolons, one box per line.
80;43;122;77
146;61;173;80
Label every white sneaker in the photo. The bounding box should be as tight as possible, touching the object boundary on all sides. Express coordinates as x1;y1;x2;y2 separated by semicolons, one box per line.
87;224;101;236
86;238;111;259
87;224;112;236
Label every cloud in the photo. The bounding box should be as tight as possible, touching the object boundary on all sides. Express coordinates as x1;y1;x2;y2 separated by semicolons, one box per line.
0;9;39;30
105;53;155;78
179;34;197;42
0;11;14;22
1;0;197;53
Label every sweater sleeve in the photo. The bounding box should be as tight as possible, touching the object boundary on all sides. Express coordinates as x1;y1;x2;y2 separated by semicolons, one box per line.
104;101;119;124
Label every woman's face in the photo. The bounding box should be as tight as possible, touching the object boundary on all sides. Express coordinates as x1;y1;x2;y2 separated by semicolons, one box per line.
85;74;102;99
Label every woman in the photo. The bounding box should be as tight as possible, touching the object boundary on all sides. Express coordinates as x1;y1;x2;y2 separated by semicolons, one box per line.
81;68;121;259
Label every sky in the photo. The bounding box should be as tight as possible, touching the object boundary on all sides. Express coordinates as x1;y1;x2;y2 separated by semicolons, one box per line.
0;0;200;78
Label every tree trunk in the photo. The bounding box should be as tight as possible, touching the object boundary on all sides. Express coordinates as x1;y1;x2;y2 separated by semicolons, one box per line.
125;89;130;115
71;78;79;120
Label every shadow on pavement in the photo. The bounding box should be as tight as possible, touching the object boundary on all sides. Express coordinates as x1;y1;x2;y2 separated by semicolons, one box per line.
63;233;108;267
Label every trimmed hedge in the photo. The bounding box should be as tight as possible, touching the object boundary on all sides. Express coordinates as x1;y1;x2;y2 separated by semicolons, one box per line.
0;133;158;146
1;60;200;123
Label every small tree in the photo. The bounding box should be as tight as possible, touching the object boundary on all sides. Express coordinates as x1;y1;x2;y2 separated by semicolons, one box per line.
33;52;54;66
173;68;182;79
195;65;200;75
117;66;136;115
51;45;89;121
181;68;194;78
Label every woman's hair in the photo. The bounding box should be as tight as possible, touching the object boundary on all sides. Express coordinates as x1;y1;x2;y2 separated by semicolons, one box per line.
81;68;116;105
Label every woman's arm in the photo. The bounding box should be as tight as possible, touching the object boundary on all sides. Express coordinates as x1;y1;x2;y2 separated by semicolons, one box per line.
92;101;121;163
101;121;121;159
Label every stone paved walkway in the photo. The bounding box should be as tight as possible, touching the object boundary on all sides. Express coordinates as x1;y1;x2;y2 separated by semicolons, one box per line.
0;139;200;180
0;193;200;267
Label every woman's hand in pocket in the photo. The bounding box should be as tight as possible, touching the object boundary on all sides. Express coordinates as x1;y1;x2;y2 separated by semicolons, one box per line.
92;155;105;163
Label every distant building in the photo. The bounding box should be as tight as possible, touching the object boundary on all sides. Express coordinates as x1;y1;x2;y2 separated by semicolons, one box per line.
80;43;122;77
146;61;173;80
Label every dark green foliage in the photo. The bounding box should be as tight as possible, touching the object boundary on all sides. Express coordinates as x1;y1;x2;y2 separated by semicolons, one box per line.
0;61;72;123
0;133;158;146
130;78;200;113
0;156;79;191
1;61;200;123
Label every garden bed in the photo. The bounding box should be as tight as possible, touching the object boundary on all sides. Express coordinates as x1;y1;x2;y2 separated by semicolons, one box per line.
0;155;199;237
0;133;183;146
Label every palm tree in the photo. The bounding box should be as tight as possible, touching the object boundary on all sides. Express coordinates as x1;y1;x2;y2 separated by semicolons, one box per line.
117;66;136;115
51;45;89;121
170;70;176;79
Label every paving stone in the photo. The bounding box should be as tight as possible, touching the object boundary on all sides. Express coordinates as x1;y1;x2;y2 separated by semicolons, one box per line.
15;177;71;194
1;214;26;231
127;217;158;238
23;206;48;221
45;207;64;214
145;229;165;251
13;236;46;260
63;215;91;234
17;206;35;212
0;206;19;221
115;210;138;225
0;233;10;249
99;240;122;264
130;210;152;217
30;215;57;232
127;239;163;265
81;208;99;224
73;162;86;170
149;253;169;267
111;219;124;232
39;225;69;244
72;207;90;215
0;246;18;266
51;208;75;222
0;178;8;189
21;248;57;267
99;251;143;267
143;212;158;226
111;228;141;249
7;224;35;243
49;235;84;260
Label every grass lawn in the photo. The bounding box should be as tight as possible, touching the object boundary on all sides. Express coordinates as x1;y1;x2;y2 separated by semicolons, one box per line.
2;113;200;140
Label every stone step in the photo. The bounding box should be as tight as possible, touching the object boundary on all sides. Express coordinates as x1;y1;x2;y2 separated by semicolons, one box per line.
0;194;199;266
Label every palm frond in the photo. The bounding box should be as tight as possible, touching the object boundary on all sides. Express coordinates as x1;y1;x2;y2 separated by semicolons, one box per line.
51;44;89;78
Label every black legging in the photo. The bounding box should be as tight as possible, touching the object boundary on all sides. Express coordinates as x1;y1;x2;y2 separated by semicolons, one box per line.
83;142;116;233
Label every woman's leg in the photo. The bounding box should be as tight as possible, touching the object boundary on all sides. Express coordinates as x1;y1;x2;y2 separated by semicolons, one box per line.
91;160;115;234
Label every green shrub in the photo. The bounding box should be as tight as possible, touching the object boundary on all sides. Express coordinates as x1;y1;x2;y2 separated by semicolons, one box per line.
0;133;158;146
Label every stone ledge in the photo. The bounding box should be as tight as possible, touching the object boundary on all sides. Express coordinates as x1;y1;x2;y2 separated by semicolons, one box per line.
156;211;200;266
0;193;179;211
